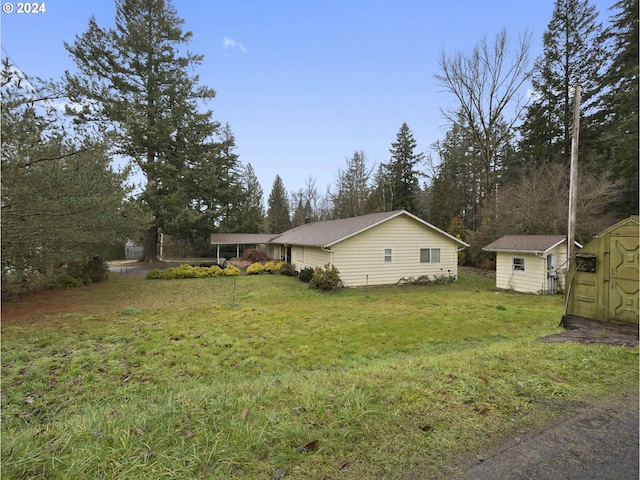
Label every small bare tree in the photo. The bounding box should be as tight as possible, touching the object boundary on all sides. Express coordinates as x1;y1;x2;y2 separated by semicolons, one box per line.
435;28;532;211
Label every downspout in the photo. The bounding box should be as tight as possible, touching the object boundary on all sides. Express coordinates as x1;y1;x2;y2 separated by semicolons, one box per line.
321;246;335;265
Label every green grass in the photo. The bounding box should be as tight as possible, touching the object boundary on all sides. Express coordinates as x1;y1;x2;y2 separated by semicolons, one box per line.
2;270;638;479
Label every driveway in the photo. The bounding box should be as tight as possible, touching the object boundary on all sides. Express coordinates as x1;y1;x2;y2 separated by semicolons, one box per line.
453;390;639;479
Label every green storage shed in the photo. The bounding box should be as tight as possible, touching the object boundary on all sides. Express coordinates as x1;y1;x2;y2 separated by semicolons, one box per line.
563;216;639;326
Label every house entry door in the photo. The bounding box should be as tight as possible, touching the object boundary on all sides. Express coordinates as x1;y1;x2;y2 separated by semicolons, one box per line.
607;236;639;323
546;255;558;294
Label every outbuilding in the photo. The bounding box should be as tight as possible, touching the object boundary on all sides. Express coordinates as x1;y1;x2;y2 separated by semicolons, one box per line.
483;235;580;294
563;216;639;325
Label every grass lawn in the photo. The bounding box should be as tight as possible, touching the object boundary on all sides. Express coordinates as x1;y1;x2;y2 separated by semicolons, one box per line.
2;269;638;479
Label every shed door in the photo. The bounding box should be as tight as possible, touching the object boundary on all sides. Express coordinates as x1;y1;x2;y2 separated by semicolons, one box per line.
608;236;639;324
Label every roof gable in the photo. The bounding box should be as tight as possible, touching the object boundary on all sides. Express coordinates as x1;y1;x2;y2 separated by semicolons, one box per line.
270;210;469;248
483;235;573;254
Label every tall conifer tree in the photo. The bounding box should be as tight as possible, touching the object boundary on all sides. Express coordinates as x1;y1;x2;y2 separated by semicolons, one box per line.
267;175;291;233
65;0;219;262
519;0;605;167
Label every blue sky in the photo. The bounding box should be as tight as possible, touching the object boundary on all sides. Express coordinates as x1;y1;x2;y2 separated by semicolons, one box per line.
1;0;614;196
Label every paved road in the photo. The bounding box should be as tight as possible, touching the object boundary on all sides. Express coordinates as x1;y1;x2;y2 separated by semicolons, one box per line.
453;391;639;480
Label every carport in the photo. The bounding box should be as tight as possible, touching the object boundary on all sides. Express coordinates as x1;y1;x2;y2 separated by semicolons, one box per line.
209;233;275;265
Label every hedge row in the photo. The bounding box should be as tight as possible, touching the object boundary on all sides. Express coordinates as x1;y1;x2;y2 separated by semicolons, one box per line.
146;264;239;280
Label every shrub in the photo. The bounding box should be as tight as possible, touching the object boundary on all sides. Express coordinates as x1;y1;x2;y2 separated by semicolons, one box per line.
239;248;270;263
309;263;343;291
49;274;84;289
298;267;314;283
279;262;297;277
145;269;165;279
222;264;240;276
246;262;265;275
62;256;109;285
145;264;222;279
263;261;286;273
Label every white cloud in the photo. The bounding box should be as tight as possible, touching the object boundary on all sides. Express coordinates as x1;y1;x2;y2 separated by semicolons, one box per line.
223;37;247;55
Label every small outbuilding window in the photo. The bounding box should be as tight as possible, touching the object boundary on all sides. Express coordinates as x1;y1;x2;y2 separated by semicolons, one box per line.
420;248;441;263
384;248;392;262
512;257;526;272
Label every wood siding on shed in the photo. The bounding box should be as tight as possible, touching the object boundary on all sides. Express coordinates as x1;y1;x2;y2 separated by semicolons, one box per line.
329;215;459;287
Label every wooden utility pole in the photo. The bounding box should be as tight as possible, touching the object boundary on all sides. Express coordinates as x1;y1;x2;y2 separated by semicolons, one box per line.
567;85;581;269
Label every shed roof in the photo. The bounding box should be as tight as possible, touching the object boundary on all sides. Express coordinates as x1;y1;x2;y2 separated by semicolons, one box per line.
269;210;470;248
483;235;572;254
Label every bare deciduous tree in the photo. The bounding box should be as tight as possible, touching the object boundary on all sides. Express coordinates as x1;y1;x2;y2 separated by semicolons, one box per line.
435;28;532;210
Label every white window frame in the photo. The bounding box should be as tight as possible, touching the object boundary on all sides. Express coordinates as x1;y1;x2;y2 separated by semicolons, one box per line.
384;248;392;263
420;248;441;263
512;256;526;273
296;246;304;262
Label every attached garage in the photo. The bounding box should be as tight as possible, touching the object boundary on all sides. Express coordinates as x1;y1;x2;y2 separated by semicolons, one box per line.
564;216;639;325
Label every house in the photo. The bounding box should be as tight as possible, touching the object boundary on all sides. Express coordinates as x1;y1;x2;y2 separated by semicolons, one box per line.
265;210;469;287
211;210;469;287
563;216;639;326
483;235;580;294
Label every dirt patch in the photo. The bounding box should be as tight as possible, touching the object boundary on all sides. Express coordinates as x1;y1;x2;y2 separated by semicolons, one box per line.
540;316;639;348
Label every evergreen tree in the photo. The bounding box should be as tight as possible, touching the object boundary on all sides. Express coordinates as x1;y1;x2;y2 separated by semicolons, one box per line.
367;163;393;213
233;163;266;233
267;175;291;233
428;118;483;231
331;150;373;218
1;61;138;288
206;124;246;234
519;0;605;167
383;123;425;213
594;0;639;215
65;0;219;262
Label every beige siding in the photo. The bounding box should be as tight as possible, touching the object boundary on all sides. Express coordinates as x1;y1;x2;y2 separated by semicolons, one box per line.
547;243;569;291
496;252;544;293
290;246;331;270
329;215;460;287
495;248;570;294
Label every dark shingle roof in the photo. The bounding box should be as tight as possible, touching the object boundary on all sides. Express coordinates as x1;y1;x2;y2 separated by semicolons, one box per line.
483;235;568;253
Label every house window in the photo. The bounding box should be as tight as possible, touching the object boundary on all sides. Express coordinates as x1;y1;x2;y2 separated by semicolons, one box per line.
420;248;441;263
512;257;526;272
296;246;304;262
384;248;392;262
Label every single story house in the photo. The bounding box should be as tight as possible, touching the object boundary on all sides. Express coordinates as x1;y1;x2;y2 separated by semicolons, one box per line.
483;235;581;294
211;210;469;287
563;216;639;325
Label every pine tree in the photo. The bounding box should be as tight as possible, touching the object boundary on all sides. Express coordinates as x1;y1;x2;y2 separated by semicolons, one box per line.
65;0;219;262
383;123;425;213
519;0;605;167
331;150;373;218
1;61;138;287
267;175;291;233
594;0;639;215
233;163;266;233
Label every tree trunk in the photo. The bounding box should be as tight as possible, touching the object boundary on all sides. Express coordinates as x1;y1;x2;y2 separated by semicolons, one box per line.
139;228;158;263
